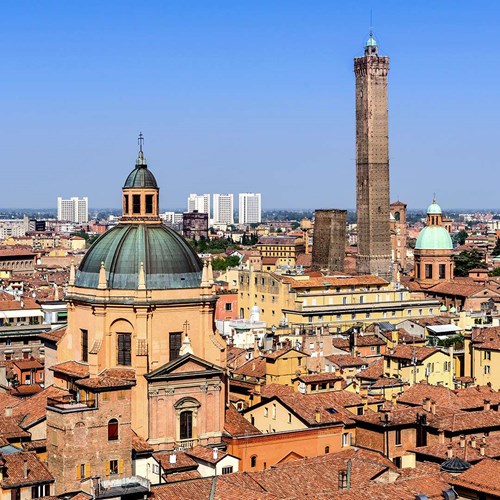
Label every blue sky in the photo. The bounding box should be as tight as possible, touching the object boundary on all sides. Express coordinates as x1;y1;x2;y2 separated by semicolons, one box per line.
2;1;500;210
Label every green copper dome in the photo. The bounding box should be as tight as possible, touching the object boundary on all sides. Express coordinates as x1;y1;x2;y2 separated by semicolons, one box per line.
75;224;202;289
123;151;158;189
366;34;377;47
427;202;442;215
415;226;453;250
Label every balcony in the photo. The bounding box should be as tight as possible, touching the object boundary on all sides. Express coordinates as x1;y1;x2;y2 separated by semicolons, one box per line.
47;394;97;413
174;438;199;450
96;476;150;499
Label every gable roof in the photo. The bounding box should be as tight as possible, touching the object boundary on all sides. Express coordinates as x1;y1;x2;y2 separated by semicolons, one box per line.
145;353;224;381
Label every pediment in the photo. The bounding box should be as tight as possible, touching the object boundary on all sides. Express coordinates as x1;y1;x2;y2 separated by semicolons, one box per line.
145;353;224;381
277;451;304;464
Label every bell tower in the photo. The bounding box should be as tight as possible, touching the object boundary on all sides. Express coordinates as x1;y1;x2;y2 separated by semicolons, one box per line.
355;32;392;280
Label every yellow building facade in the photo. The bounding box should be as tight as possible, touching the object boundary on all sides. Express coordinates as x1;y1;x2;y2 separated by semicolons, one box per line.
238;268;441;330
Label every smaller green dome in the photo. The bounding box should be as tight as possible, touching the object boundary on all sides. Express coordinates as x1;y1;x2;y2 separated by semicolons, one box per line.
123;151;158;189
440;304;447;312
450;306;457;313
366;34;377;47
415;226;453;250
427;202;442;215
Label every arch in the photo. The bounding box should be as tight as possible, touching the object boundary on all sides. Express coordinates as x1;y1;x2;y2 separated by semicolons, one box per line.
174;397;200;410
394;211;400;221
179;410;193;441
108;418;119;441
250;455;257;467
325;446;330;454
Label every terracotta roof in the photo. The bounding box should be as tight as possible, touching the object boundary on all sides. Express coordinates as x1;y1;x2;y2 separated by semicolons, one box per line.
76;373;136;390
132;431;153;454
0;451;54;488
9;385;43;397
295;253;312;267
411;435;500;463
263;347;308;360
224;407;261;437
186;445;230;464
357;359;384;381
37;327;66;344
164;470;202;482
252;390;362;426
0;416;30;441
325;354;367;368
0;298;40;311
154;451;198;472
0;393;22;413
296;373;344;384
13;386;69;428
11;359;43;370
385;345;439;362
371;376;407;388
50;361;89;379
450;458;500;496
233;357;266;379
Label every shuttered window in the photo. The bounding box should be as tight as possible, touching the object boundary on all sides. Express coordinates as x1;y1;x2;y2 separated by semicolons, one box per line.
117;333;131;366
169;332;182;361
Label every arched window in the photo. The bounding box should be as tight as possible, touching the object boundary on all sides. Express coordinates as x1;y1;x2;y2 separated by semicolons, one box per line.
179;411;193;441
108;419;119;441
250;455;257;467
325;446;330;454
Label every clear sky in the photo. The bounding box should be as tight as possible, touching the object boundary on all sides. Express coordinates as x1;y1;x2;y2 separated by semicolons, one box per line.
2;1;500;210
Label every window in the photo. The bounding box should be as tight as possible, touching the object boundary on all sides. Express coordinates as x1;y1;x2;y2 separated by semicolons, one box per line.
272;403;277;420
11;489;20;500
180;410;193;440
264;407;268;417
145;194;154;214
169;332;182;361
287;412;292;423
109;459;119;475
31;485;50;499
325;446;330;454
81;329;88;362
485;351;491;361
250;455;257;467
117;333;131;366
124;195;129;214
338;470;348;489
132;194;141;214
108;419;119;441
342;432;350;447
439;264;446;279
153;464;160;474
225;303;232;311
485;365;491;375
395;429;402;445
357;407;364;416
425;264;433;279
222;466;233;474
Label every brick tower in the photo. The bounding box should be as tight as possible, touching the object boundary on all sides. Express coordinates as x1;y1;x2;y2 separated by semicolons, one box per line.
355;32;392;280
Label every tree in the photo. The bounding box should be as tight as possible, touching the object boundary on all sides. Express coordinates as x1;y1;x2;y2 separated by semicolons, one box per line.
454;249;487;277
492;238;500;257
453;229;468;247
490;267;500;277
211;255;241;271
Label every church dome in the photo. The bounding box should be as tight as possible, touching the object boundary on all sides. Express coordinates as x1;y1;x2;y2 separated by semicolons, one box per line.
415;226;453;251
123;151;158;189
75;224;202;290
427;201;442;215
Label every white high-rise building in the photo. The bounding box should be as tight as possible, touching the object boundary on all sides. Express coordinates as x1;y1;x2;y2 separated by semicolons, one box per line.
187;193;210;216
238;193;261;224
213;194;234;225
57;197;89;223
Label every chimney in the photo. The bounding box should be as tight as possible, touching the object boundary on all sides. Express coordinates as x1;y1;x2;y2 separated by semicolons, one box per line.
315;409;321;423
480;441;486;456
213;448;219;460
459;435;465;448
430;400;436;415
446;444;453;459
169;453;177;464
471;436;477;449
4;407;12;417
484;399;491;411
423;398;431;412
23;458;28;479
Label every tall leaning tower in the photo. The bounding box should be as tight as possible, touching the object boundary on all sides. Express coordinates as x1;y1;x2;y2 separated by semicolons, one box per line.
355;32;392;281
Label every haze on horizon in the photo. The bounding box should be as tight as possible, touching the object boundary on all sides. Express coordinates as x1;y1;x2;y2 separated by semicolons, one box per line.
2;1;499;211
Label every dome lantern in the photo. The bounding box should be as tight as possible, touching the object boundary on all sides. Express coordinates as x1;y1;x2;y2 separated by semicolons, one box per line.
122;133;161;223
